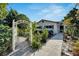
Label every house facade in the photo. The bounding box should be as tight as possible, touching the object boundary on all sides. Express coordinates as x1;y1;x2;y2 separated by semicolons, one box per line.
36;19;63;36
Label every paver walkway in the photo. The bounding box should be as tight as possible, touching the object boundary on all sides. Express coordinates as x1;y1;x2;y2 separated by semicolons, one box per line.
31;33;63;56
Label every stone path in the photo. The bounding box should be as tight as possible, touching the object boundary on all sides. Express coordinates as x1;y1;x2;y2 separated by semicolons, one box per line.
31;33;63;56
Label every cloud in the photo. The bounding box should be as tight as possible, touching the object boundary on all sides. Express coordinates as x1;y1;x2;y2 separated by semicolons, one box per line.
26;3;75;21
27;4;45;10
37;4;67;21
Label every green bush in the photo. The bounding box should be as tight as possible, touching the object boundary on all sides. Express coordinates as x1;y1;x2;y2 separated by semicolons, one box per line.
74;29;79;37
65;26;74;36
32;32;42;49
72;40;79;56
17;22;30;38
0;24;12;55
41;29;48;43
32;29;48;49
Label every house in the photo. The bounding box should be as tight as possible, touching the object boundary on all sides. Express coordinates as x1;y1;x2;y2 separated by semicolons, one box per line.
36;19;63;36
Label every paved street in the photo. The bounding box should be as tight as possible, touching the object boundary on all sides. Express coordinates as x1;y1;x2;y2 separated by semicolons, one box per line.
31;33;63;56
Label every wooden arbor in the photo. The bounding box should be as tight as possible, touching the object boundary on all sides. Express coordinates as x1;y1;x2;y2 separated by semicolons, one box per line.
12;20;32;51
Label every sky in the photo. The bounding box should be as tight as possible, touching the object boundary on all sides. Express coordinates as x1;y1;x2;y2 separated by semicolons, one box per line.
7;3;76;22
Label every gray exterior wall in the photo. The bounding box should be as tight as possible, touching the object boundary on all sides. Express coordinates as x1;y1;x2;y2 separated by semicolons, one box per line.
37;20;61;34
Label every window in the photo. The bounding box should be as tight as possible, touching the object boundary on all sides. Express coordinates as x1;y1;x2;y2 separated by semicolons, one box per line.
37;26;42;29
44;25;53;28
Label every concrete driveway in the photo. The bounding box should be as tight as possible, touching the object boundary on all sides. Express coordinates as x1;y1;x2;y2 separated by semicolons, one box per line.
31;33;63;56
51;33;63;40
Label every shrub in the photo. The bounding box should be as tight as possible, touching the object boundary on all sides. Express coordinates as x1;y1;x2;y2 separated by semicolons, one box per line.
41;28;48;43
32;32;42;49
65;26;74;36
74;29;79;37
17;23;30;37
0;24;12;55
72;40;79;56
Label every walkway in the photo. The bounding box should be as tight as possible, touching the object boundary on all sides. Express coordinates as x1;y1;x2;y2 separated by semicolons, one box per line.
8;37;35;56
31;33;63;56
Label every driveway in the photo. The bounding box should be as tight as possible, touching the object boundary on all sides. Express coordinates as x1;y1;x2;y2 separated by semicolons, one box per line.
31;33;63;56
51;33;63;40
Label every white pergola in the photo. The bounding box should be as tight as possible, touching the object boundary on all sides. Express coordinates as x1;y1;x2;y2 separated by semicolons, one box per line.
12;20;32;51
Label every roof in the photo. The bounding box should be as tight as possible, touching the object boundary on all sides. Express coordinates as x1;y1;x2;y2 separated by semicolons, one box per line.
37;19;60;24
